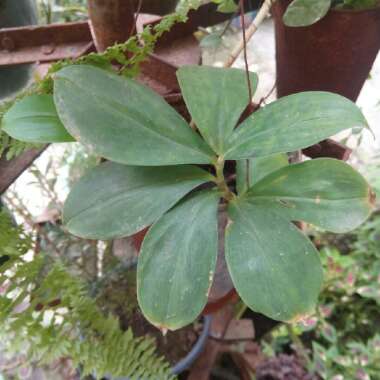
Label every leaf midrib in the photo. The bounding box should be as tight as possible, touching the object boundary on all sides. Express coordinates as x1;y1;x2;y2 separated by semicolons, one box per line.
59;77;212;160
65;177;208;225
226;110;362;156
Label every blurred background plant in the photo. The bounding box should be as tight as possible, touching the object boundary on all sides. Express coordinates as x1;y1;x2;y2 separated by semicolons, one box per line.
37;0;87;24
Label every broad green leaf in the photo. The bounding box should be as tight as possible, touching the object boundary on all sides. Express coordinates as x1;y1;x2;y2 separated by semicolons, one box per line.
283;0;331;27
63;162;214;240
177;66;258;155
137;190;220;331
2;95;74;143
224;92;368;160
247;159;374;233
236;153;289;194
54;65;214;166
226;200;323;322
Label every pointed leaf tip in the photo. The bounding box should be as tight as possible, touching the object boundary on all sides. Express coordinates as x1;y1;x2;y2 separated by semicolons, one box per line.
2;94;74;143
226;201;323;322
138;190;220;330
63;162;214;240
225;92;369;160
54;65;214;166
247;158;374;233
177;65;258;155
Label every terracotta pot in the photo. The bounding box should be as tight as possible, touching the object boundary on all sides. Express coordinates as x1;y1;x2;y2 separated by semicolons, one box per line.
272;0;380;101
134;0;179;16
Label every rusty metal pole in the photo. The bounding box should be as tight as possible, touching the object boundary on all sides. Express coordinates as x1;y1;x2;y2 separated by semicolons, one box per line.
87;0;135;52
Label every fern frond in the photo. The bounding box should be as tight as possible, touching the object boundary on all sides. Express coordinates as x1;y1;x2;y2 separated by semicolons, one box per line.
0;212;174;379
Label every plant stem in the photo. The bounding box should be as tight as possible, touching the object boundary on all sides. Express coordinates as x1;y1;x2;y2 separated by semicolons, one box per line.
214;156;235;201
239;0;253;103
223;0;277;68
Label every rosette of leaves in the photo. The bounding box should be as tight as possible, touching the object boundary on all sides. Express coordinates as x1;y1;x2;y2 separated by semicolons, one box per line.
283;0;380;27
2;64;375;331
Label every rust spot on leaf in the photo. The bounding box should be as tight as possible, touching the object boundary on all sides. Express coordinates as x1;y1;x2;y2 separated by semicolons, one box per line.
152;323;171;334
160;327;168;336
369;188;376;207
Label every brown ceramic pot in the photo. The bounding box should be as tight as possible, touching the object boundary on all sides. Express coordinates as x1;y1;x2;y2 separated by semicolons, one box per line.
272;0;380;101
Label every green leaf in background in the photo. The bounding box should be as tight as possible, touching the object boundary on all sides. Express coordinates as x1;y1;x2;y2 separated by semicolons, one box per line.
225;92;368;160
338;0;380;10
138;190;220;331
212;0;238;13
236;153;289;195
226;200;323;322
63;162;214;240
178;66;258;155
2;95;74;143
283;0;331;27
54;65;214;166
248;159;374;233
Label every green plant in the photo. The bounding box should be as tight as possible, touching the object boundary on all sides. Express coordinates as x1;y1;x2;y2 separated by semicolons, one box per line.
2;63;375;331
264;213;380;379
309;217;380;379
0;211;173;379
0;0;202;159
37;0;87;24
283;0;380;27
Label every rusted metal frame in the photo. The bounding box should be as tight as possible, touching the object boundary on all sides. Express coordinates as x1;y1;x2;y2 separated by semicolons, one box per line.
0;1;258;66
188;306;235;380
139;35;202;96
0;22;94;65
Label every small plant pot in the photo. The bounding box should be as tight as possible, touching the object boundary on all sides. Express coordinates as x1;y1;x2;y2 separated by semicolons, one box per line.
272;0;380;101
134;0;179;16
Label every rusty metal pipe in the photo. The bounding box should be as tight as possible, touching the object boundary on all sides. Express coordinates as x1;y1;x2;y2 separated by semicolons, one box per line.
87;0;135;52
